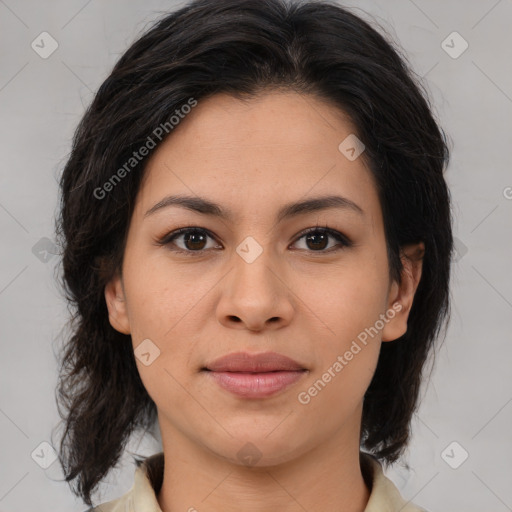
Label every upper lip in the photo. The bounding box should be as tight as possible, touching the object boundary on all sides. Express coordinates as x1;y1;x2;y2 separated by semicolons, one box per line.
203;351;306;372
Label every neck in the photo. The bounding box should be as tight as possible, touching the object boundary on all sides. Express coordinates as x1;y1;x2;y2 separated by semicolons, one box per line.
156;419;370;512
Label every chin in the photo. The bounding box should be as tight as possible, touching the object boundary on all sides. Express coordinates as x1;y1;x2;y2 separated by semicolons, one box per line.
205;430;308;468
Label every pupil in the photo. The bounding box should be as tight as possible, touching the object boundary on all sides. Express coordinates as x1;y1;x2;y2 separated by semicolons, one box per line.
185;232;206;250
307;232;327;250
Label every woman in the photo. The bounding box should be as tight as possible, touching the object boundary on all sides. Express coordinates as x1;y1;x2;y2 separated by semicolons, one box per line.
53;0;453;510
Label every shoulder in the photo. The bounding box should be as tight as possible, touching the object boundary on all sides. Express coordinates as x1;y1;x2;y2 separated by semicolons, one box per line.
81;494;133;512
81;491;135;512
82;452;164;512
360;452;427;512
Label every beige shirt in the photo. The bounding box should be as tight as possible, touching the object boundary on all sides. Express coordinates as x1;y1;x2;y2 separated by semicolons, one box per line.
89;452;426;512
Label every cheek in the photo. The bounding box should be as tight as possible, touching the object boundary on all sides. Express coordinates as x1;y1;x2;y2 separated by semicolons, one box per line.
123;248;208;339
125;265;200;411
295;255;389;338
297;344;379;428
295;264;386;415
291;252;388;402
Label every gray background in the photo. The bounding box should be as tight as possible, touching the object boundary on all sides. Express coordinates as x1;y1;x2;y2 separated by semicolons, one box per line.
1;1;511;511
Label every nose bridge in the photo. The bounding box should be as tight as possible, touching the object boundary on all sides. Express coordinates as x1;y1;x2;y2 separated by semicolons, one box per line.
231;234;280;298
216;233;293;329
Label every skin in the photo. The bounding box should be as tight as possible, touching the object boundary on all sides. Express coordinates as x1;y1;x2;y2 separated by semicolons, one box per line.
105;90;424;512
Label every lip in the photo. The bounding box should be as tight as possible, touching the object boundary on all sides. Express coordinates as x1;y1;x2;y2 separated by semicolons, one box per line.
202;351;308;399
203;351;306;372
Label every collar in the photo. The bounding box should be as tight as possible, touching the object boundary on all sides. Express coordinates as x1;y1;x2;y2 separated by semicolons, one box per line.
108;451;424;512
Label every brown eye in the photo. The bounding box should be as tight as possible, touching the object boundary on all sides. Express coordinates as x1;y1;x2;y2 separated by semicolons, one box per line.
291;227;351;252
157;225;351;256
181;230;208;250
159;227;220;254
305;231;329;250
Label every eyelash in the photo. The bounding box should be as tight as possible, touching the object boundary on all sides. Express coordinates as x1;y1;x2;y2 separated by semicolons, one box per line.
155;225;352;256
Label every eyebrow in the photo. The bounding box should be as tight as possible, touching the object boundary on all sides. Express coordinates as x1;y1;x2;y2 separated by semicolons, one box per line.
144;194;364;222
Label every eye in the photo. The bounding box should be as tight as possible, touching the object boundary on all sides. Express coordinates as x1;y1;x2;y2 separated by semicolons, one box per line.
290;226;352;252
156;225;351;256
157;227;220;254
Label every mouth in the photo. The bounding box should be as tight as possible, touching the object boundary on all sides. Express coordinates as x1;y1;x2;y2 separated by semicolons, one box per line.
201;351;308;399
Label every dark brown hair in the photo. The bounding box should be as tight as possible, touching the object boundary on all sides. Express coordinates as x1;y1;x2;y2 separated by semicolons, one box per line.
52;0;453;506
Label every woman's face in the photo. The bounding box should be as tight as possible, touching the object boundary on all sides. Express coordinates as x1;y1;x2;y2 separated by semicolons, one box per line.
105;91;419;466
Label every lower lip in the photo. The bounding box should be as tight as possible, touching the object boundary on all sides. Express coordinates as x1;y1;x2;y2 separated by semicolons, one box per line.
205;370;307;398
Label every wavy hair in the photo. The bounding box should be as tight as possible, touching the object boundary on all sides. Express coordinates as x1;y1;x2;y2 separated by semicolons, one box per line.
53;0;453;505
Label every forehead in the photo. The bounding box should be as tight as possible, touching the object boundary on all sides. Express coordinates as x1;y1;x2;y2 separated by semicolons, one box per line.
135;91;381;226
152;91;358;151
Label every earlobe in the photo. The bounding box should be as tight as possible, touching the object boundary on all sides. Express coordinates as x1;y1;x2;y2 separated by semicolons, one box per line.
104;272;131;335
382;242;425;342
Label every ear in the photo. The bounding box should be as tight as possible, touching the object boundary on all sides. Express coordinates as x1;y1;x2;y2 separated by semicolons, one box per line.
382;242;425;342
104;271;131;335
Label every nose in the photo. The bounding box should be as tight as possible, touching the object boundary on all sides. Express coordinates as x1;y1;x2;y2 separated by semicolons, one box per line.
216;247;295;332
